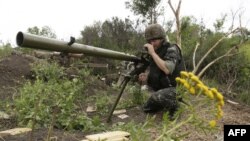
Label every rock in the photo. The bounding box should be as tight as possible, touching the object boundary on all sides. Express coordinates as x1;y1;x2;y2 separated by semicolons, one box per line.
0;111;10;119
113;109;126;115
117;114;129;119
86;106;97;113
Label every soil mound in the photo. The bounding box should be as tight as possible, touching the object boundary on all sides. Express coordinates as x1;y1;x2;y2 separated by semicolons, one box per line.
0;52;34;99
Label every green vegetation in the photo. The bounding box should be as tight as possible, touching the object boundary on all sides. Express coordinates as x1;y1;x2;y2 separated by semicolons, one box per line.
236;42;250;104
14;60;104;131
0;43;13;59
11;65;223;140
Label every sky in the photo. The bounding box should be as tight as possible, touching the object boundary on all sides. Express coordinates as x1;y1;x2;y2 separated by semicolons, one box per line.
0;0;249;46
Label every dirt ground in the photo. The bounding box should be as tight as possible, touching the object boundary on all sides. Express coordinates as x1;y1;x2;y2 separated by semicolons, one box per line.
0;52;250;141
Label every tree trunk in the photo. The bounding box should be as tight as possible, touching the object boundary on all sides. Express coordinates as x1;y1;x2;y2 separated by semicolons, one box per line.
168;0;182;49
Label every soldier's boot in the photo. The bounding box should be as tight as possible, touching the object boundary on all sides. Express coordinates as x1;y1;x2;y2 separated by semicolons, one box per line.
168;102;179;120
142;96;164;113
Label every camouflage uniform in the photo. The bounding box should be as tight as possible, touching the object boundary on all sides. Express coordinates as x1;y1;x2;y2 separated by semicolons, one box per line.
143;87;178;115
142;24;184;114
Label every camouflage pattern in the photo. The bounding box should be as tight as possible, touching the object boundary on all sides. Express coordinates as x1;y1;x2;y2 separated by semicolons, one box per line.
143;87;178;115
164;45;179;74
145;24;165;41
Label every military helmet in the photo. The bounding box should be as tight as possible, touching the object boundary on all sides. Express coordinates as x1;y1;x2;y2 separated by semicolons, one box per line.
145;24;165;41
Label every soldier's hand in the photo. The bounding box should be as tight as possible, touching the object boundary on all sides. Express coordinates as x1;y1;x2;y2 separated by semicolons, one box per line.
138;73;147;83
144;43;155;56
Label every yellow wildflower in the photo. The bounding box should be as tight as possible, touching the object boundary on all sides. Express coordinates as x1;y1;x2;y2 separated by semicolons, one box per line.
206;91;214;99
210;88;218;94
202;85;208;92
218;100;225;107
175;77;181;83
217;111;224;119
196;83;204;90
215;92;224;101
183;82;190;89
189;87;196;95
190;76;200;83
209;120;217;128
176;77;186;84
203;88;209;95
180;71;189;78
188;72;195;78
217;104;222;111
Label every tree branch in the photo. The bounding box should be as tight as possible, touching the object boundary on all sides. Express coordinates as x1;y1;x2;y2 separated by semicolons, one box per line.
192;28;239;74
197;46;239;77
192;42;200;69
168;0;182;48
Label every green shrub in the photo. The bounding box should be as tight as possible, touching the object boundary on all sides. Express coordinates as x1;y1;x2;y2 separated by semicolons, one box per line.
14;61;104;131
0;44;13;59
127;85;148;105
239;90;250;105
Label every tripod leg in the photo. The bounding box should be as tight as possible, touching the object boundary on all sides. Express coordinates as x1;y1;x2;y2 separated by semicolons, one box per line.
107;77;130;122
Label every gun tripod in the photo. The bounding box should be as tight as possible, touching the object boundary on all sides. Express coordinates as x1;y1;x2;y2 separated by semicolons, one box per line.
107;74;131;123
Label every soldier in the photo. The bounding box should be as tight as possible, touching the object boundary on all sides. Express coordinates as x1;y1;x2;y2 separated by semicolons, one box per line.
138;24;184;117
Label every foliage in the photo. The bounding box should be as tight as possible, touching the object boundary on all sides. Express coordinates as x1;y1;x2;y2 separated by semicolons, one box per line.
239;90;250;105
14;61;104;131
112;117;154;141
179;16;201;70
235;43;250;104
127;84;149;105
80;17;144;53
213;14;227;32
27;26;57;38
31;61;64;80
0;43;13;59
86;92;113;114
80;22;102;47
101;17;135;50
181;16;200;49
125;0;163;24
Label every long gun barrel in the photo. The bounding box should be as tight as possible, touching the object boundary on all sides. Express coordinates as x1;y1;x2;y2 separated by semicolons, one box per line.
16;32;141;62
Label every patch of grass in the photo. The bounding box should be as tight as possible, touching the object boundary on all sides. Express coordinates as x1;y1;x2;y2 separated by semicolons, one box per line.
114;84;150;110
127;85;148;105
0;45;13;59
239;91;250;105
112;116;155;141
95;92;113;114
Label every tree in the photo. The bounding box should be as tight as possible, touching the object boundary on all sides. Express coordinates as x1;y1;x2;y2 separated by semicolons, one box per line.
213;15;227;32
101;17;136;50
80;17;142;52
80;22;102;46
125;0;163;24
27;26;57;38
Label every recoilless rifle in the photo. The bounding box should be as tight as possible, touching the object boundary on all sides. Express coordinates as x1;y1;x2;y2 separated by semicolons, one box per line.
16;32;150;122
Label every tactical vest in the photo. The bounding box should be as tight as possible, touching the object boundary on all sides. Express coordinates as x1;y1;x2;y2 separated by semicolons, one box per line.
147;42;185;91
